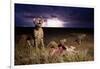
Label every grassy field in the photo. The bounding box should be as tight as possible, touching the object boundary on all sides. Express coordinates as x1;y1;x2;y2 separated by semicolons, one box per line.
15;28;94;65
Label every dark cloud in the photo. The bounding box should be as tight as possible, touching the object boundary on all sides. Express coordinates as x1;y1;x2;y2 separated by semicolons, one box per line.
15;3;94;28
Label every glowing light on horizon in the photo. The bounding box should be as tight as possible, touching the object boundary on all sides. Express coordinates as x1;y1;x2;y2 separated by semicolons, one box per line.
42;18;64;27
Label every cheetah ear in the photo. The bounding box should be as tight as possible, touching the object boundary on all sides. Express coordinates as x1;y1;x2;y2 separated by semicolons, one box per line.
33;18;36;22
33;18;36;24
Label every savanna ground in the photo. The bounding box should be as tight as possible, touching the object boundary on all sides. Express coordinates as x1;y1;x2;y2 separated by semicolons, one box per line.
15;27;94;65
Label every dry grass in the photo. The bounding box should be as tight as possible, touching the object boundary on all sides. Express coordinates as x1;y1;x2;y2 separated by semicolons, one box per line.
15;33;94;65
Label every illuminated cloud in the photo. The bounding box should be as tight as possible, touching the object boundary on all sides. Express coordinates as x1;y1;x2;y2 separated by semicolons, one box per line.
15;4;94;28
43;18;64;27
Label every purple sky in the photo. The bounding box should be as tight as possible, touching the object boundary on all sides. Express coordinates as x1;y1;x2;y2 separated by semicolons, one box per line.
15;3;94;28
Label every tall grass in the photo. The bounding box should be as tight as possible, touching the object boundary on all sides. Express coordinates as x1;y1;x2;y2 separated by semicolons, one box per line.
15;34;94;65
15;44;93;65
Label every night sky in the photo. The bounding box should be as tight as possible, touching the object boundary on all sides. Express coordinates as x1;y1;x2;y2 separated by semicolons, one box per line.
15;3;94;28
